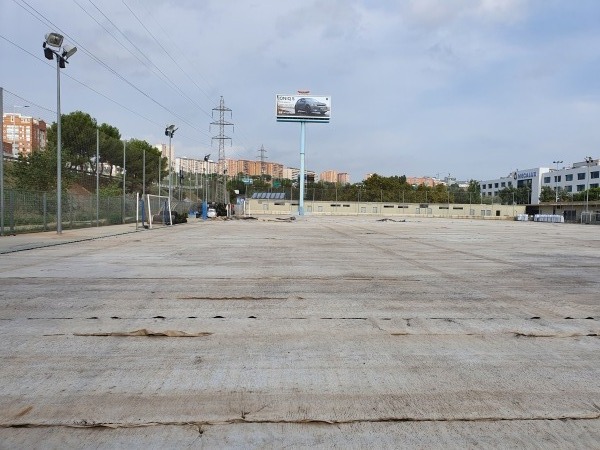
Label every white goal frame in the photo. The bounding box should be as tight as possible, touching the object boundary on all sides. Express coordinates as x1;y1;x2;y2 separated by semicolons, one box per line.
145;194;172;228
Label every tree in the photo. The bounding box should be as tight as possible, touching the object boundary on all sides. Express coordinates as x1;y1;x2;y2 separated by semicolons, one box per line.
430;183;449;203
47;111;98;171
466;180;481;203
573;187;600;202
46;113;127;178
515;185;532;204
361;174;411;202
6;145;74;192
539;186;556;203
124;139;163;192
498;187;518;205
98;123;122;178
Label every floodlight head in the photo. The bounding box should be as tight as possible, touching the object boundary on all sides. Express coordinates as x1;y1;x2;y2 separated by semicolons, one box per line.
165;124;177;137
45;32;64;48
43;46;54;60
62;44;77;60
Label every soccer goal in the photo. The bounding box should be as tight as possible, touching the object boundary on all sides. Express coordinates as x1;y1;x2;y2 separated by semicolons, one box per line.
144;194;172;228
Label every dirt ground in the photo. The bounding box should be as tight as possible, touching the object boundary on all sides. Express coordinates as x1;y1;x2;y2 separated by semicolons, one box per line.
0;216;599;448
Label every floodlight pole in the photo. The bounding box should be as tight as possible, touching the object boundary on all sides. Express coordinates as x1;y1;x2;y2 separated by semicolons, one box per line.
96;128;99;226
43;32;76;234
168;133;172;201
142;148;146;199
299;121;306;216
165;125;177;202
56;56;63;233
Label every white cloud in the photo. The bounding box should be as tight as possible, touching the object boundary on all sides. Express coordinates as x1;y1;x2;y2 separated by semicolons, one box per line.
476;0;529;22
403;0;528;29
3;0;599;181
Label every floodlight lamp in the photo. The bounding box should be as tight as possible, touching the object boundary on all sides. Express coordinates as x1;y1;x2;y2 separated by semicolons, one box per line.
165;124;177;137
45;32;64;48
62;44;77;60
43;47;54;60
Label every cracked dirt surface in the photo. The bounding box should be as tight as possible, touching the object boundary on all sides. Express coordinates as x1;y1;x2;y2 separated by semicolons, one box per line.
0;217;599;447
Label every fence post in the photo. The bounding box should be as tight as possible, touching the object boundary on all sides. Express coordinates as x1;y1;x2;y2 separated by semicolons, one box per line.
9;190;15;233
43;192;48;231
96;128;100;227
69;194;73;228
90;194;94;227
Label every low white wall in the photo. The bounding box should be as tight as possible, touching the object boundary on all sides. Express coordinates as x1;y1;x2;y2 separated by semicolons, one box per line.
244;200;525;219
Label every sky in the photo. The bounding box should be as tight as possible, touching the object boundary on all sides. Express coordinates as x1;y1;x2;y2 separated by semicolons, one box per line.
2;0;600;182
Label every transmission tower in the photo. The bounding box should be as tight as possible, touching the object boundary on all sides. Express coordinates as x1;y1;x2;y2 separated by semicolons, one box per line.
257;144;268;181
210;96;234;204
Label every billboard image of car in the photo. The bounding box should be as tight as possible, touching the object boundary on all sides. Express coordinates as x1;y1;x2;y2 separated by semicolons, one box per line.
276;95;331;123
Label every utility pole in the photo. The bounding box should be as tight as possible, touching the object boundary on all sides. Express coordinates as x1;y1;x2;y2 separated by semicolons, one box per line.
210;96;233;205
257;144;268;182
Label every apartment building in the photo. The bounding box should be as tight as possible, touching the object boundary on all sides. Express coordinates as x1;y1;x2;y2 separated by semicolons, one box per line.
319;170;337;183
175;156;218;175
2;113;47;156
283;167;316;183
337;172;350;184
226;159;284;179
319;170;350;184
406;176;440;187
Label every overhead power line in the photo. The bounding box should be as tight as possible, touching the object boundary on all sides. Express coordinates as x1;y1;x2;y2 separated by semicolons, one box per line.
1;34;162;130
125;0;218;106
121;0;261;157
11;0;212;143
85;0;214;121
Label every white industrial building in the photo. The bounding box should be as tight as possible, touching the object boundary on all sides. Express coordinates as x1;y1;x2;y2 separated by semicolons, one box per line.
480;157;599;205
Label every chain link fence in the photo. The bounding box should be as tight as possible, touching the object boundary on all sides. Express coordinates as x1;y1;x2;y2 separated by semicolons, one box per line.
2;87;179;234
243;186;513;206
1;189;136;233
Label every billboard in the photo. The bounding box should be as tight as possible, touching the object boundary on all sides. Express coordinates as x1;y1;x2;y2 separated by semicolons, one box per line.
276;94;331;123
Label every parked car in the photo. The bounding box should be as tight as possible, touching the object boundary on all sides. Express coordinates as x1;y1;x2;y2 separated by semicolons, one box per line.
294;98;328;115
207;208;217;218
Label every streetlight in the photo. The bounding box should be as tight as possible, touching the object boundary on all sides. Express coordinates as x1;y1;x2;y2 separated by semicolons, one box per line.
43;32;77;234
164;124;177;202
12;105;30;156
553;160;563;202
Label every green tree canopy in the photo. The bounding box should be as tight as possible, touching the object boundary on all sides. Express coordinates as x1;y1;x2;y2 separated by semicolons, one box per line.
497;186;518;205
6;145;74;192
466;179;482;204
47;111;97;170
97;123;122;177
124;139;163;192
539;186;556;203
